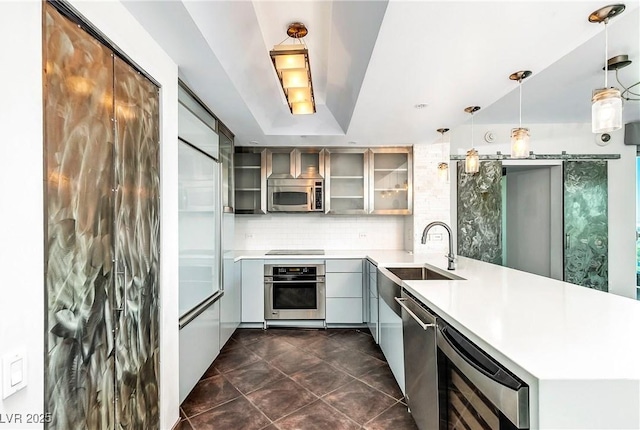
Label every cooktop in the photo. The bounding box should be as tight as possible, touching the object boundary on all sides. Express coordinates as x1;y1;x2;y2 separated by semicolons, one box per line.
265;249;325;255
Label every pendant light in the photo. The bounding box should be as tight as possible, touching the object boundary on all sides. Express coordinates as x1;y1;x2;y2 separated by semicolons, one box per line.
589;4;625;133
464;106;480;174
509;70;532;158
270;22;316;115
436;128;450;182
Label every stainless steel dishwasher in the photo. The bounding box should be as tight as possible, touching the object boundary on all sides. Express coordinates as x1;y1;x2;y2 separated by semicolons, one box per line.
395;290;438;430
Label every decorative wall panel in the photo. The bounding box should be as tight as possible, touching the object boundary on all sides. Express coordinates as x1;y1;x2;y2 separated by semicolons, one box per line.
44;3;159;429
44;5;115;428
113;56;160;428
564;161;608;291
457;161;502;264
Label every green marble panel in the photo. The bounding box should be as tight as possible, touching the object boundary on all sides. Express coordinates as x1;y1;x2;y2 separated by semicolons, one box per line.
564;161;608;291
457;161;502;264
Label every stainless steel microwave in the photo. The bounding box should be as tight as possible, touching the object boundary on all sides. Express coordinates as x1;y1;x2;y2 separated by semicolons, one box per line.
267;178;323;212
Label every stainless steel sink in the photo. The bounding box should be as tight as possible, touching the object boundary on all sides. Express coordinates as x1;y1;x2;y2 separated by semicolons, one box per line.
385;266;464;281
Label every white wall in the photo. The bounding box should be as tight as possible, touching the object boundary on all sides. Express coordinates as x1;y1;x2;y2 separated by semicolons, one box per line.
0;2;180;429
450;123;636;299
234;214;407;250
0;3;44;428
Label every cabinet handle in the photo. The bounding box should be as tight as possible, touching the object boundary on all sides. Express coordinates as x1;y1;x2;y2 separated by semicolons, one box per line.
310;187;314;210
114;259;128;315
264;280;324;284
395;297;436;330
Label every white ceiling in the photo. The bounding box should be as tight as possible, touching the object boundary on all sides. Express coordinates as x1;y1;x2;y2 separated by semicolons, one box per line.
122;1;640;147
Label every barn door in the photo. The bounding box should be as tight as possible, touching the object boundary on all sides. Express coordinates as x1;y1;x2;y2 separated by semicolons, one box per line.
563;160;608;291
456;161;503;265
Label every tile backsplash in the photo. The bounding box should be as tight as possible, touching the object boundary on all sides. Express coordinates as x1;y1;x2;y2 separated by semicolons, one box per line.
234;214;408;250
411;141;451;254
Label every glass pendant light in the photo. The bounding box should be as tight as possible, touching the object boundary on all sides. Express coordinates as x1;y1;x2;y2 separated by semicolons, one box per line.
589;4;625;133
436;128;450;182
509;70;532;158
464;106;480;174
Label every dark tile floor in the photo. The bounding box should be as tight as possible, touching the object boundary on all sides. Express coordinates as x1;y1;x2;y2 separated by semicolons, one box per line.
178;328;418;430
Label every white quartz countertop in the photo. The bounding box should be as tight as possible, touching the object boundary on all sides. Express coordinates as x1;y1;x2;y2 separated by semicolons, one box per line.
234;249;640;383
401;256;640;383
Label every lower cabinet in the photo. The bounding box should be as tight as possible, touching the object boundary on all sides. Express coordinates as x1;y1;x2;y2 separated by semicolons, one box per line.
220;258;241;346
241;259;265;323
325;259;363;324
366;260;379;343
379;296;405;394
179;300;220;403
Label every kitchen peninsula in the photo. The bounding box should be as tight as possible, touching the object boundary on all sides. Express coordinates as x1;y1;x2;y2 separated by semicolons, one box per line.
235;250;640;429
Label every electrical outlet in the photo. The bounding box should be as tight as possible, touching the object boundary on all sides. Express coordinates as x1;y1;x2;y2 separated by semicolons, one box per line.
359;233;367;239
428;233;443;241
245;233;253;239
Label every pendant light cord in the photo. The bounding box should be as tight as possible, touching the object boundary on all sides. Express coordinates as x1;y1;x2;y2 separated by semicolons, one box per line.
604;18;609;88
471;112;474;147
519;79;522;128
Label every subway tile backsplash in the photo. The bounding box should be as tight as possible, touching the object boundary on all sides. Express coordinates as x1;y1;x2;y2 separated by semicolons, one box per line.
234;214;408;250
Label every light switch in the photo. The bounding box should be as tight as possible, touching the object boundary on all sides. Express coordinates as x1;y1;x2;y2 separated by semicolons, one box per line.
10;358;23;386
2;349;27;399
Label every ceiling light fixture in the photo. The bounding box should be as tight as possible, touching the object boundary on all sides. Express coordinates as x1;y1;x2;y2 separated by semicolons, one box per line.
589;4;625;134
464;106;481;174
607;54;640;102
436;128;450;182
270;22;315;115
509;70;532;158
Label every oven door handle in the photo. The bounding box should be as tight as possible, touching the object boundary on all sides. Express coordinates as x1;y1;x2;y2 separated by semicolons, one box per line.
264;280;324;284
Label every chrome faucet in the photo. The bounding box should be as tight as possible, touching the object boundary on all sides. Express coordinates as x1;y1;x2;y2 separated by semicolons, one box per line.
421;221;456;270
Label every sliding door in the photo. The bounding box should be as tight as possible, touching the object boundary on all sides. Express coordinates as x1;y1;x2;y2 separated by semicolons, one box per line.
112;56;160;428
44;3;159;428
564;160;608;291
456;161;503;264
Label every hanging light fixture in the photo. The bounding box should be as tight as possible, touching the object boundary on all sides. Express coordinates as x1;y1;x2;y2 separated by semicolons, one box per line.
269;22;316;115
464;106;481;174
589;4;625;133
436;128;450;182
509;70;532;158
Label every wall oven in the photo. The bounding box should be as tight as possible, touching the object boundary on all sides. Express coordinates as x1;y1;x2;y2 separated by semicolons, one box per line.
437;320;529;429
264;263;326;321
267;178;323;212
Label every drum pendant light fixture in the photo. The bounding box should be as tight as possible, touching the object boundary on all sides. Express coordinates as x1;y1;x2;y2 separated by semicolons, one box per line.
270;22;316;115
589;4;625;133
464;106;481;174
510;70;532;158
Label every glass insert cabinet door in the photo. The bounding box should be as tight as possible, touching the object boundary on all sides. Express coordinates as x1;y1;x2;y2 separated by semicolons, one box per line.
324;148;369;214
178;141;220;316
218;124;234;212
370;148;413;215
